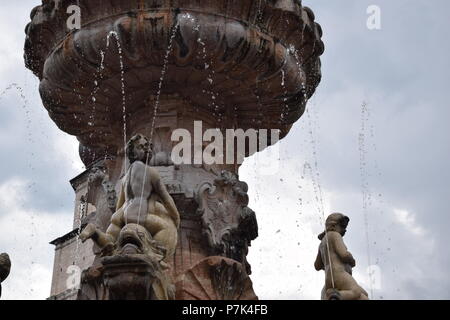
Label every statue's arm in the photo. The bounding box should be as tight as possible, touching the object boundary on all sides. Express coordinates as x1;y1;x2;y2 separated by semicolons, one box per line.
330;232;355;267
151;169;181;228
116;181;125;211
314;248;324;271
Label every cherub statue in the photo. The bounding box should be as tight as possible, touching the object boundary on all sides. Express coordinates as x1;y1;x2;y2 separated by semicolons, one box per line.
314;213;369;300
80;134;180;262
0;253;11;298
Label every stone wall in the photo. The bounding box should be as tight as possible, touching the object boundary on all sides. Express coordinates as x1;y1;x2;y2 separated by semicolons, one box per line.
49;234;95;299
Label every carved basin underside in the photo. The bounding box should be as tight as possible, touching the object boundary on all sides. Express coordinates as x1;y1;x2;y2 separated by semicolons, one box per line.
24;0;323;155
176;256;258;300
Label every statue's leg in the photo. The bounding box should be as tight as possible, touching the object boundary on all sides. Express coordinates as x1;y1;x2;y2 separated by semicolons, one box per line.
144;214;166;235
153;228;177;258
333;275;366;300
321;286;327;300
359;285;369;298
105;207;125;242
145;215;177;259
358;292;369;300
325;288;342;300
80;208;124;248
79;223;98;242
335;288;363;300
94;230;115;248
80;223;115;248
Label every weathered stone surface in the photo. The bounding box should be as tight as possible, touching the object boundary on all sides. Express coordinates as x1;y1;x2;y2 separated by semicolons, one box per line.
197;171;258;274
78;254;175;300
78;135;181;300
49;232;96;300
24;0;323;164
176;256;257;300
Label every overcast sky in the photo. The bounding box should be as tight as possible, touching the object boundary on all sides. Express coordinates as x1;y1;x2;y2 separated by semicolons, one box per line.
1;0;449;300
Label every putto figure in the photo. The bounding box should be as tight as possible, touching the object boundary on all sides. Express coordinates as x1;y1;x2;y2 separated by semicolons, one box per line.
80;134;180;262
314;213;369;300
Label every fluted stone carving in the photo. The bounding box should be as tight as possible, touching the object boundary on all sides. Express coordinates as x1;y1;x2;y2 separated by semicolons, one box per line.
175;256;257;300
197;171;258;274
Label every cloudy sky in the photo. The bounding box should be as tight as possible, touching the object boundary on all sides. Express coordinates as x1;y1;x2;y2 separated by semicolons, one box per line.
1;0;449;300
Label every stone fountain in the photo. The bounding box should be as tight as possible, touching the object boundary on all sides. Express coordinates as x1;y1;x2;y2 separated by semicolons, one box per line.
24;0;323;300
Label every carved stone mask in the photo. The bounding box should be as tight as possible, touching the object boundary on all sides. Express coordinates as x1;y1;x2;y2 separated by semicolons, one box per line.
116;223;153;255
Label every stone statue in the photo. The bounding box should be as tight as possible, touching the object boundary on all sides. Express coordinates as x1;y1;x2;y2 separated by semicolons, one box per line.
0;253;11;298
80;134;180;262
314;213;369;300
78;134;181;300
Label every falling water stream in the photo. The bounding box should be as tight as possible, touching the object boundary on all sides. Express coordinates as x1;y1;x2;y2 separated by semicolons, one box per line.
104;31;128;173
0;81;51;294
0;83;34;173
289;47;326;225
195;21;223;126
0;83;31;133
253;0;264;25
359;101;375;298
136;17;181;226
72;30;128;265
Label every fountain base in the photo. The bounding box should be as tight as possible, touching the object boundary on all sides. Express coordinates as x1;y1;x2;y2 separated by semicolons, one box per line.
78;254;175;300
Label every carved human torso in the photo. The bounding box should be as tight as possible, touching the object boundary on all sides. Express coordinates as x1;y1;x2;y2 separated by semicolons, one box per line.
319;232;351;274
123;161;154;225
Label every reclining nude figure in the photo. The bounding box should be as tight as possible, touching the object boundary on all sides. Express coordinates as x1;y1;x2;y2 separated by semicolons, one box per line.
314;213;369;300
80;134;180;261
